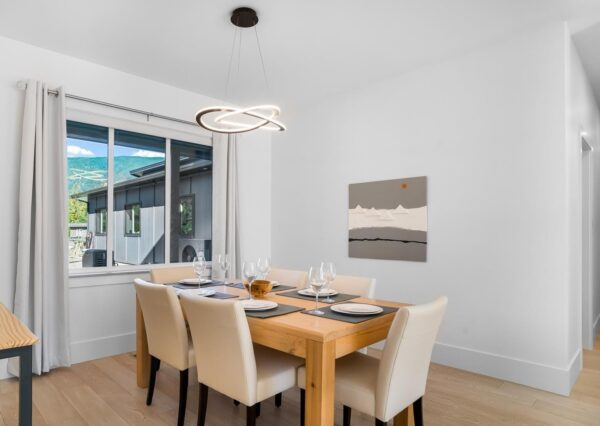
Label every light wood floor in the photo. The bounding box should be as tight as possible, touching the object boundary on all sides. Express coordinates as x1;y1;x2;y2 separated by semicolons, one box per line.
0;335;599;425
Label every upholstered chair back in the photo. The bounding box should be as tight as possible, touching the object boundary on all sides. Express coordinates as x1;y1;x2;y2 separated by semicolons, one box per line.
181;296;258;406
134;278;190;371
266;268;308;288
330;275;376;298
150;266;195;284
376;297;448;422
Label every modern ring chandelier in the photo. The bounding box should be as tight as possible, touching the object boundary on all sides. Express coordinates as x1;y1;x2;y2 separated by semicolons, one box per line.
195;7;286;134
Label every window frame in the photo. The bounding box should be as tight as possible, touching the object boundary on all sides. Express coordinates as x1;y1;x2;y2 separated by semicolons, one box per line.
66;105;212;276
124;203;142;237
95;208;107;236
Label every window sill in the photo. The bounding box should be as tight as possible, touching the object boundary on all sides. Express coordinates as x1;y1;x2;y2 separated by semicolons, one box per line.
69;262;212;278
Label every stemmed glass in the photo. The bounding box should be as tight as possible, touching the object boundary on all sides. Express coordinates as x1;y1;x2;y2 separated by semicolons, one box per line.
321;262;336;303
257;257;271;279
217;254;231;283
193;255;206;283
242;261;258;300
308;265;326;315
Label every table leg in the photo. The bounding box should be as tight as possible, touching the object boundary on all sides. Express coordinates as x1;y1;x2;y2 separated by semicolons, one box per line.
19;345;32;426
305;339;335;426
136;298;150;388
393;404;413;426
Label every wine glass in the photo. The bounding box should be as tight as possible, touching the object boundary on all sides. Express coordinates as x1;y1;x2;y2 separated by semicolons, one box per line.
308;265;326;315
242;261;258;300
193;255;206;283
321;262;336;303
217;254;231;283
257;257;271;279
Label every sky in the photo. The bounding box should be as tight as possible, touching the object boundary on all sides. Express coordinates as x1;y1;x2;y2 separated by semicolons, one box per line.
66;138;165;158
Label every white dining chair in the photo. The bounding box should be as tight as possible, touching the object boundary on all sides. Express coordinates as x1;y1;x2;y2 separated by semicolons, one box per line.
134;278;195;426
297;297;448;426
150;266;195;284
266;268;308;288
329;274;376;298
180;295;304;426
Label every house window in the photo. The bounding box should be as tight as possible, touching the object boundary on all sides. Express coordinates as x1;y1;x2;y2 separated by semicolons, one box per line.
96;208;107;235
125;204;141;236
180;195;194;237
66;120;212;270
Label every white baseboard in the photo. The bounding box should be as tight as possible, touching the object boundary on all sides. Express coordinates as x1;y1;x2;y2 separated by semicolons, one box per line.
594;313;600;338
432;342;581;396
70;332;135;365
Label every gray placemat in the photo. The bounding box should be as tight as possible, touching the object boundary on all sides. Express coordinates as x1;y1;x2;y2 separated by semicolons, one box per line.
211;292;239;300
245;303;305;319
227;283;297;293
277;290;360;304
301;303;398;323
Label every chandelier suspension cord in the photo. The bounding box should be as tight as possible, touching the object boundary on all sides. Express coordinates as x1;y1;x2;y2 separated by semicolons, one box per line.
224;27;239;102
236;26;243;96
254;26;270;92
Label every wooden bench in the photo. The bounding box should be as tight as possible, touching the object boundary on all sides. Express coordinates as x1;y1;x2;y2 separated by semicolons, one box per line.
0;303;38;426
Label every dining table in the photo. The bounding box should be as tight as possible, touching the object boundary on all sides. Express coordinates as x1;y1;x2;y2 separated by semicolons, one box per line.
135;282;411;426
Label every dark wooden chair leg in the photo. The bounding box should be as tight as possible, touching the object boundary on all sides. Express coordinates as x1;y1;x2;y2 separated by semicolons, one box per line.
246;404;257;426
19;345;32;426
300;389;305;426
414;397;424;426
275;392;282;407
146;356;159;405
375;420;386;426
256;402;261;417
234;400;240;406
343;405;351;426
156;359;161;371
198;384;208;426
177;369;188;426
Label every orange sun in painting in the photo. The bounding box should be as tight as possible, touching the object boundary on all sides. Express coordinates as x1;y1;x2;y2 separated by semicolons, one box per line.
401;183;408;189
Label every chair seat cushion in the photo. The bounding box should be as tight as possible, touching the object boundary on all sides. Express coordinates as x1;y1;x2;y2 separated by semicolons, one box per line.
255;344;304;402
297;352;378;417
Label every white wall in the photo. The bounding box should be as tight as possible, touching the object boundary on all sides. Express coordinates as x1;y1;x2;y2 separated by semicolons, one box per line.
272;24;579;395
0;35;271;376
566;27;600;357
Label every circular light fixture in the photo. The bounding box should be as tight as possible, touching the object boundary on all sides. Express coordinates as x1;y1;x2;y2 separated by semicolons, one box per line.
195;105;286;134
195;7;286;134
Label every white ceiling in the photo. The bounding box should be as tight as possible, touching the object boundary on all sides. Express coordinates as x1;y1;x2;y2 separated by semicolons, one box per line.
0;0;599;108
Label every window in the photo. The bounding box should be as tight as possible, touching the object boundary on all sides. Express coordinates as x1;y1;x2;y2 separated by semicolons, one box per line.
95;208;107;235
125;204;141;236
180;195;194;237
66;120;212;270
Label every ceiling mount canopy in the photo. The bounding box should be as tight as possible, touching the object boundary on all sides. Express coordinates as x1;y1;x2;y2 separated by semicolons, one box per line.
195;6;286;134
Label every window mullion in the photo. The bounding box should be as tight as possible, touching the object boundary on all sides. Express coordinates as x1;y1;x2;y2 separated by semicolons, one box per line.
165;138;172;264
106;127;115;268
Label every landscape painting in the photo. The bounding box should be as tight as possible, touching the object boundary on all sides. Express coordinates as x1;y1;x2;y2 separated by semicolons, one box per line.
349;176;427;262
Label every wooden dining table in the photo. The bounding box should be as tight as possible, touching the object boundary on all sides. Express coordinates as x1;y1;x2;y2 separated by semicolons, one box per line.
135;283;410;426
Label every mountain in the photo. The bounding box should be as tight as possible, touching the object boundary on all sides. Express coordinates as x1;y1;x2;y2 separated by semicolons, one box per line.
68;156;163;195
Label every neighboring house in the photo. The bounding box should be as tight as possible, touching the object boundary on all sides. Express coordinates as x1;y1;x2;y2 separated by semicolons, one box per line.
71;157;212;266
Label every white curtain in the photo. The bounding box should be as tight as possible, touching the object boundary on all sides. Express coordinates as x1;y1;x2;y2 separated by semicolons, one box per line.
212;133;241;279
10;80;71;375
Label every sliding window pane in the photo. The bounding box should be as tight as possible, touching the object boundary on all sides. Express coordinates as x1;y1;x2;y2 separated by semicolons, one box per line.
113;130;166;266
169;140;212;263
66;121;108;269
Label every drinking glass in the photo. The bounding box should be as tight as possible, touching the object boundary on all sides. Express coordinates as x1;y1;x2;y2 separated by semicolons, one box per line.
308;265;326;315
257;257;271;279
217;254;231;283
321;262;336;303
193;255;206;282
242;261;258;300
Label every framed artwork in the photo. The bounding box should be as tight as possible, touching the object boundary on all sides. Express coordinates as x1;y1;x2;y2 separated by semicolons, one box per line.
349;176;427;262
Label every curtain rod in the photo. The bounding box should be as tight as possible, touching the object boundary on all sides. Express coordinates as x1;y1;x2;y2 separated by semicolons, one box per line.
17;80;199;127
